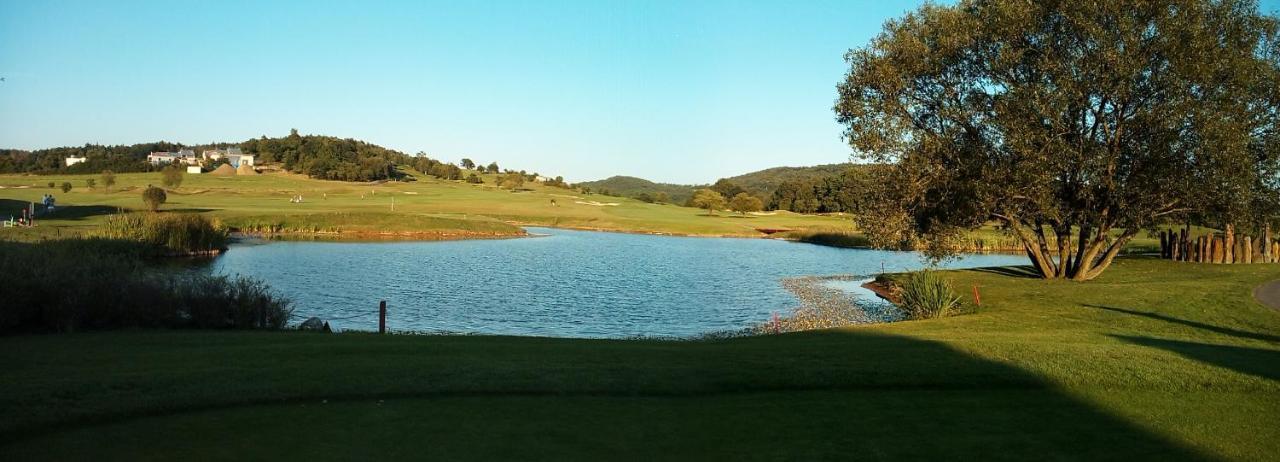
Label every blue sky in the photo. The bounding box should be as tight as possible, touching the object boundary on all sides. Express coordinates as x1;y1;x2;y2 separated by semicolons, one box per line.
2;1;1277;184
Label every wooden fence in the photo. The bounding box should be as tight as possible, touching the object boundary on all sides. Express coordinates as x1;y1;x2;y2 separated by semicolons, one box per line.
1159;224;1279;264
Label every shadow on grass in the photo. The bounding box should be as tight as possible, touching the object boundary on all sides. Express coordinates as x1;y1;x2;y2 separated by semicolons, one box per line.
160;208;217;214
967;265;1041;279
0;330;1214;460
1113;335;1280;382
1087;305;1280;343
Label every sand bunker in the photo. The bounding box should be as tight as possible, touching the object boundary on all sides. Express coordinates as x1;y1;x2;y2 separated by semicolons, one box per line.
210;164;237;176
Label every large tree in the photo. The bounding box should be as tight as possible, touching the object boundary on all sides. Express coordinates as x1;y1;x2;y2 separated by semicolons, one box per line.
837;0;1280;280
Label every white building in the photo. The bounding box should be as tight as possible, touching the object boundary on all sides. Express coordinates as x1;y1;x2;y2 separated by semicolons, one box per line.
202;147;254;167
148;149;199;166
65;156;86;167
186;165;202;174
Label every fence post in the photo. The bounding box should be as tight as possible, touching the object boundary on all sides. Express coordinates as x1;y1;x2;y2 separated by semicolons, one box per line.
972;285;982;307
379;300;387;334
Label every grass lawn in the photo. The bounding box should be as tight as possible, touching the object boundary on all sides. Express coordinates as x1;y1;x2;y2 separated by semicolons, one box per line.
0;257;1277;460
0;170;852;240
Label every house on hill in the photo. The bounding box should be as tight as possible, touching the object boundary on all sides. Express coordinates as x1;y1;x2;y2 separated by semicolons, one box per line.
64;156;86;167
202;147;254;167
147;149;199;166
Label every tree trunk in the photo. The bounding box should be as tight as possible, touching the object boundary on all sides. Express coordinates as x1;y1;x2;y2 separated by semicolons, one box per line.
1265;224;1273;262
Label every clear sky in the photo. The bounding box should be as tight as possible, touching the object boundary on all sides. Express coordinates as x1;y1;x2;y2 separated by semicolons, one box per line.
2;1;1277;184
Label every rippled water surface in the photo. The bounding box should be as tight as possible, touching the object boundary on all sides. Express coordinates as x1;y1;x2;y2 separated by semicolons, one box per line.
203;227;1024;338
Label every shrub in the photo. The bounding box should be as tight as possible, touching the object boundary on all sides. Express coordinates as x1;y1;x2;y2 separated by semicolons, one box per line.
466;173;483;184
142;186;167;211
47;181;55;188
0;239;291;334
101;170;116;192
85;178;96;189
60;182;72;193
161;165;184;188
98;212;228;255
897;270;963;320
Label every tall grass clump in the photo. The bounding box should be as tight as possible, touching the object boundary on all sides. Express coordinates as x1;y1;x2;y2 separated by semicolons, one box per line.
0;239;291;334
897;270;963;320
98;212;228;255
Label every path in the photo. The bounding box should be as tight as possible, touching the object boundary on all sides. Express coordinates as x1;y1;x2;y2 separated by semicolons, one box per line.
1253;280;1280;310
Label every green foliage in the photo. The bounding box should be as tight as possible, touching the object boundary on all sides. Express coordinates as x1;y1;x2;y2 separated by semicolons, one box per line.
499;172;525;190
728;192;763;215
460;158;475;169
0;239;290;334
100;170;116;192
161;164;184;188
709;179;746;202
690;189;726;215
724;164;855;199
896;270;963;320
466;173;483;184
575;176;697;204
240;131;405;181
97;213;228;255
59;182;71;193
142;185;167;211
47;181;54;188
85;178;95;189
835;0;1280;280
486;162;499;174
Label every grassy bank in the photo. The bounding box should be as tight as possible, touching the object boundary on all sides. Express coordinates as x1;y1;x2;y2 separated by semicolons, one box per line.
0;171;849;241
0;258;1276;460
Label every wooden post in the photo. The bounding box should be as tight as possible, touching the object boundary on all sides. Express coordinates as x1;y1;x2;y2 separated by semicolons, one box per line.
1265;224;1273;262
1160;231;1169;259
1212;236;1223;264
973;285;982;307
379;300;387;334
1244;236;1253;264
1225;224;1235;264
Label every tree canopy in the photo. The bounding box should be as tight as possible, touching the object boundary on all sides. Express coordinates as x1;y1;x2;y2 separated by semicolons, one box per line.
691;189;727;215
836;0;1280;280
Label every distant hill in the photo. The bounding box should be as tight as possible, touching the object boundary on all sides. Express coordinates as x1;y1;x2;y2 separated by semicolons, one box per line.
574;176;699;203
722;164;855;198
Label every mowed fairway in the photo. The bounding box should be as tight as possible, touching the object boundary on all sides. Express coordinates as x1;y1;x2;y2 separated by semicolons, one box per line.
0;258;1277;460
0;170;851;239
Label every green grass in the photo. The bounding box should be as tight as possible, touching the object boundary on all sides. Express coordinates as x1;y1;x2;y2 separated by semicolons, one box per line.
0;170;852;241
0;258;1277;460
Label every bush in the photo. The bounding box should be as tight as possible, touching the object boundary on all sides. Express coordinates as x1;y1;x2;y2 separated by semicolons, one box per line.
97;212;228;255
142;186;167;211
466;173;483;184
0;239;292;334
897;270;963;320
60;182;72;193
47;181;55;188
161;165;184;188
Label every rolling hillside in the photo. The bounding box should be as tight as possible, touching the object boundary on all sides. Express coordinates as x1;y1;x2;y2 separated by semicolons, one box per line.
722;164;855;198
573;176;700;203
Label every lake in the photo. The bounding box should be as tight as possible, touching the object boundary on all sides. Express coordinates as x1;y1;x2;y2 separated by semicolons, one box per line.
203;227;1025;338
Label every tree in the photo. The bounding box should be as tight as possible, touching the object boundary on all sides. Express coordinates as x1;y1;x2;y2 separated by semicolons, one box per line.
142;185;167;211
460;158;475;169
466;173;484;184
729;193;764;215
654;192;670;204
710;179;746;201
690;189;727;215
486;162;500;174
60;182;71;193
101;170;116;193
836;0;1280;280
499;172;525;189
161;164;184;188
85;178;95;189
47;182;55;189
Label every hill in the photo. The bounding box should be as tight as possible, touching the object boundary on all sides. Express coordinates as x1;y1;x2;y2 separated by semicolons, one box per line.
721;164;855;198
573;176;699;203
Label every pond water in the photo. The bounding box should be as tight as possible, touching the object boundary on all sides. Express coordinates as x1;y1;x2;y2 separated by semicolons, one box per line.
201;227;1024;338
